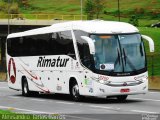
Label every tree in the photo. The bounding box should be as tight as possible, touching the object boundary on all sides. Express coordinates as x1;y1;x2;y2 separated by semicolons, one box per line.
19;0;29;8
84;0;95;20
129;15;139;26
94;0;104;19
84;0;104;20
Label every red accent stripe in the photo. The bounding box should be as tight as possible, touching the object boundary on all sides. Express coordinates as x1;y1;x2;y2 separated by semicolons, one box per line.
22;66;38;80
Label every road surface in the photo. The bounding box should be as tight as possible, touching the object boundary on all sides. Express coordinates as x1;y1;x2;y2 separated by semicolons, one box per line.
0;82;159;120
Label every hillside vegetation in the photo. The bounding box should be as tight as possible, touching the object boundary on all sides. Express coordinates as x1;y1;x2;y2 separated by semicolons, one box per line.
0;0;160;26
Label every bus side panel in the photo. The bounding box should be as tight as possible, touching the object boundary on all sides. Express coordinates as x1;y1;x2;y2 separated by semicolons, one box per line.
7;56;22;90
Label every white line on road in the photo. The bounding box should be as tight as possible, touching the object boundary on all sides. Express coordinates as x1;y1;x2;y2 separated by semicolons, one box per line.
9;96;24;99
66;115;99;120
131;110;159;114
30;99;46;102
9;96;47;102
149;91;160;94
0;87;8;89
89;105;160;114
56;101;74;105
89;105;120;111
130;97;160;102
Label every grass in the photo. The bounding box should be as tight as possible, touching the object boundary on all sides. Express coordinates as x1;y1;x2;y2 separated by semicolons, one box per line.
0;0;160;26
0;110;60;120
138;27;160;76
139;27;160;53
0;110;13;114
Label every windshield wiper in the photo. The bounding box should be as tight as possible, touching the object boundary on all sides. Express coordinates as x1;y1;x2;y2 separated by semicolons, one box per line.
123;48;127;66
123;48;137;71
115;48;121;66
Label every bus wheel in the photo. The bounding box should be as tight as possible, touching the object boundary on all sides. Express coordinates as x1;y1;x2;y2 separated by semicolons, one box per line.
22;78;30;97
71;82;81;101
116;95;128;102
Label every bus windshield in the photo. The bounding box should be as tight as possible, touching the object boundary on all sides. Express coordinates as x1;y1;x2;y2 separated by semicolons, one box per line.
90;34;146;75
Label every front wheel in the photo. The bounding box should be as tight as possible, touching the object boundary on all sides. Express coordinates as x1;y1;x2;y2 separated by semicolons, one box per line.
117;95;128;102
71;82;81;101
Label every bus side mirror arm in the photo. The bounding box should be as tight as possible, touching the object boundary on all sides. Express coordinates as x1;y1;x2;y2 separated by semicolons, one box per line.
81;36;95;54
142;35;154;52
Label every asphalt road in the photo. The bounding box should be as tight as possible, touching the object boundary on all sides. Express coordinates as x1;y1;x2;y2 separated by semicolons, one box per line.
0;82;160;120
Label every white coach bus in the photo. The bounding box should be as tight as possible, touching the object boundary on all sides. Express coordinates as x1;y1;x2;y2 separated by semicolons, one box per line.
6;20;154;101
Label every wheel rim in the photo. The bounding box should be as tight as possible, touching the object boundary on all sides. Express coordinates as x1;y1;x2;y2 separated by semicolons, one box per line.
24;82;27;94
72;85;79;98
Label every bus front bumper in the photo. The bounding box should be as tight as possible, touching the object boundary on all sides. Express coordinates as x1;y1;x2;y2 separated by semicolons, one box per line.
92;81;148;97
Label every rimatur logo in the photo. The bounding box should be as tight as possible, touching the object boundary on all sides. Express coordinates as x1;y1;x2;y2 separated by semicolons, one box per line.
8;58;16;84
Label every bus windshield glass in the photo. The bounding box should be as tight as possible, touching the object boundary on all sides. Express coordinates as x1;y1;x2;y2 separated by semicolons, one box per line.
90;34;146;74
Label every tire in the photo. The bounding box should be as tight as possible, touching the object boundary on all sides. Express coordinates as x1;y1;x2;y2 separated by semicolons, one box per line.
22;78;30;97
71;82;81;101
117;95;128;102
22;78;39;97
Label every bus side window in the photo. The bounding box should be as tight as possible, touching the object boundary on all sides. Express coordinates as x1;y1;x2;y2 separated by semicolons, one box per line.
7;37;24;57
54;31;76;60
7;38;12;56
74;30;94;70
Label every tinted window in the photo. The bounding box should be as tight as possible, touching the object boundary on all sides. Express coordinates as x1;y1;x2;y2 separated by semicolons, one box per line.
7;34;50;57
7;31;76;59
52;31;76;59
7;37;24;56
74;30;93;69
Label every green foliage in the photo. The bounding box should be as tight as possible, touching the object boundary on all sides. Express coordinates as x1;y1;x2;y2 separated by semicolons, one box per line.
0;1;19;14
0;1;7;12
84;0;95;20
94;0;104;19
84;0;104;19
1;0;8;2
129;15;139;26
139;27;160;53
0;110;13;114
0;0;160;26
139;27;160;76
9;3;19;14
18;0;29;9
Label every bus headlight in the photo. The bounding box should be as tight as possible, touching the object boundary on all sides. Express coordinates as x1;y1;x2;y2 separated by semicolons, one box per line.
97;80;110;85
91;76;110;85
142;77;147;82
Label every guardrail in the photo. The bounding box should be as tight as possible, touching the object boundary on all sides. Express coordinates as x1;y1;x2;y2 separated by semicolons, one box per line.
0;14;87;20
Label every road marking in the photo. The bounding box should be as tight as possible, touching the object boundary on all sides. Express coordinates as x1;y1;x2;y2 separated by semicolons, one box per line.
0;87;8;89
66;115;99;120
9;96;47;103
149;91;160;94
9;96;24;99
30;99;46;102
131;110;159;114
130;97;160;102
56;101;74;105
89;105;120;111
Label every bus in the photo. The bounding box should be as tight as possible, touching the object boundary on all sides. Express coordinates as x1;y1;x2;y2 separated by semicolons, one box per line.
6;20;154;101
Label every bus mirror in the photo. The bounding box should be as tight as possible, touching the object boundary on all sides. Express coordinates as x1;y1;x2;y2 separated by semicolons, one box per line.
142;35;154;52
81;36;95;54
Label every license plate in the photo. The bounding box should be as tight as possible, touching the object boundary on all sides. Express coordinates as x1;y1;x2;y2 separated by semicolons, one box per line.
120;88;130;93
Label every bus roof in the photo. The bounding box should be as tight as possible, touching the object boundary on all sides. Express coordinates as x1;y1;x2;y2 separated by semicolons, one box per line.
7;20;139;38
